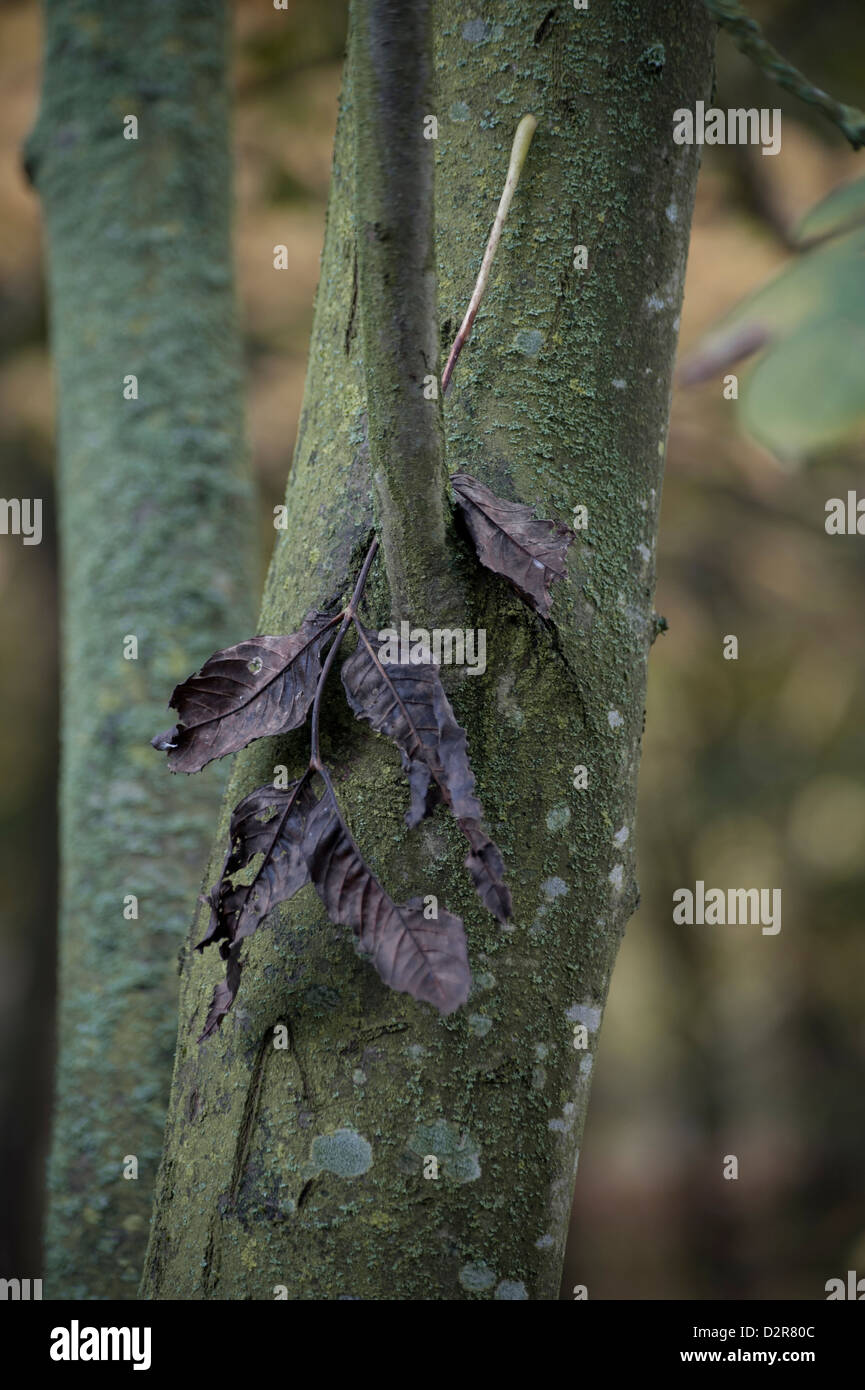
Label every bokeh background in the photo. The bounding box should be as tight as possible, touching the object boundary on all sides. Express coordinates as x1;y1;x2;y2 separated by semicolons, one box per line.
1;0;864;1298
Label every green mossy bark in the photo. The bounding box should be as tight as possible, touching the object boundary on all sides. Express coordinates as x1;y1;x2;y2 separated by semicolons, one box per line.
28;0;255;1297
142;0;713;1300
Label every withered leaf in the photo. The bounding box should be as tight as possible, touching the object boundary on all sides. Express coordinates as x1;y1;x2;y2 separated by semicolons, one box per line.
342;628;481;826
197;778;316;954
460;818;512;924
342;627;511;921
152;611;339;773
198;945;242;1042
302;789;471;1014
196;778;316;1040
451;471;573;618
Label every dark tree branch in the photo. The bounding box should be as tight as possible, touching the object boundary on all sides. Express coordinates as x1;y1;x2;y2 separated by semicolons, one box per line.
351;0;460;624
704;0;865;148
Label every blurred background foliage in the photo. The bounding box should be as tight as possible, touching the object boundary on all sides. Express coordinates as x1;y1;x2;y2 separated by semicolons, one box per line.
687;178;865;459
1;0;863;1298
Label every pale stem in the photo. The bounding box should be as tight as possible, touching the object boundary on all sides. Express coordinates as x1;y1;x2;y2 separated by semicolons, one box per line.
441;113;537;393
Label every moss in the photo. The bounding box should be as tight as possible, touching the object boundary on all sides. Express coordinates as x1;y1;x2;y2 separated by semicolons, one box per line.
31;0;255;1297
141;0;714;1301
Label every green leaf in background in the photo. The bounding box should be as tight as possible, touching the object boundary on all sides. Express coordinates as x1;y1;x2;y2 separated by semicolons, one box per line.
683;188;865;462
742;312;865;457
795;173;865;245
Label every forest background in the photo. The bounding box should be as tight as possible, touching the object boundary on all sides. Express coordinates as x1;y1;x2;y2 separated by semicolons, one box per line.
2;0;864;1298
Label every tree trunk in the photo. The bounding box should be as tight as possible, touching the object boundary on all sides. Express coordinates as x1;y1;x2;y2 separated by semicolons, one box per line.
27;0;255;1298
142;0;714;1300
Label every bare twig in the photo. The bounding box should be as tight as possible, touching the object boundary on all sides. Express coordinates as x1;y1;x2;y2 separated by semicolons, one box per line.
307;103;541;762
309;537;379;770
442;113;538;393
703;0;865;149
352;0;457;622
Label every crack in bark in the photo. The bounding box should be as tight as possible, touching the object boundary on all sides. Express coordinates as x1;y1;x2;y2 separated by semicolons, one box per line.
227;1013;322;1217
344;244;358;355
281;1013;319;1115
296;1178;315;1211
228;1027;272;1209
338;1019;408;1054
533;8;557;45
202;1215;221;1297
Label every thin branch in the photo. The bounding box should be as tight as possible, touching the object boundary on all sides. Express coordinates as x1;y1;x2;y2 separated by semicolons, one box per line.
442;114;538;393
351;0;458;623
309;537;379;769
703;0;865;149
316;764;372;866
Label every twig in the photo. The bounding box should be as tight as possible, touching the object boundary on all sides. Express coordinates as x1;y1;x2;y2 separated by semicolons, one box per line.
441;113;538;393
309;537;379;770
352;0;457;623
703;0;865;150
336;109;537;654
317;763;376;870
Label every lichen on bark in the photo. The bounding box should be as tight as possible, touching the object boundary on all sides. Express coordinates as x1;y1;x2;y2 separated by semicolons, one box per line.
141;0;714;1300
29;0;255;1297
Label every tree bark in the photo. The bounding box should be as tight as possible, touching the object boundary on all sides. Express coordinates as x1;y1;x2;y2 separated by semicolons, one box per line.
142;0;714;1300
351;0;459;624
27;0;255;1298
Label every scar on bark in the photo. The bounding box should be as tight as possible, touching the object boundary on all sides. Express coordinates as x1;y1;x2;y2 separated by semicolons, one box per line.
533;9;556;45
228;1027;271;1208
338;1020;408;1055
202;1215;222;1295
296;1178;315;1210
344;245;358;355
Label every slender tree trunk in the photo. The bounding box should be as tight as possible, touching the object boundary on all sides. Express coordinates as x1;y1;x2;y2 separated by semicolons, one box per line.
27;0;255;1298
142;0;714;1300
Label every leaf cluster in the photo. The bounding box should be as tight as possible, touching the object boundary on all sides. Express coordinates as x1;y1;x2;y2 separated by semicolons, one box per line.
153;477;573;1038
